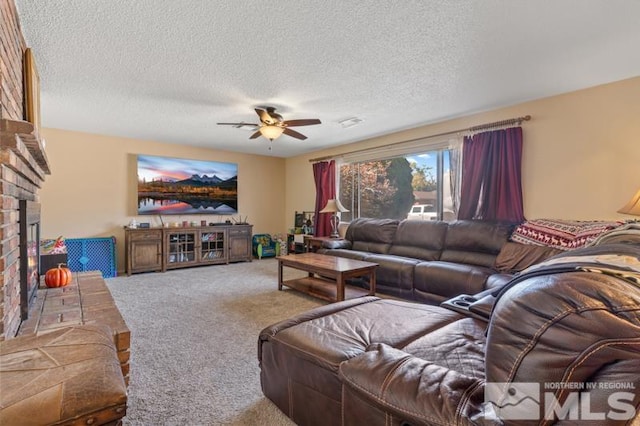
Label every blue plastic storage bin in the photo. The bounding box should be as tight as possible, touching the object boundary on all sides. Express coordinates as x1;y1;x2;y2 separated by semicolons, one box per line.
65;237;117;278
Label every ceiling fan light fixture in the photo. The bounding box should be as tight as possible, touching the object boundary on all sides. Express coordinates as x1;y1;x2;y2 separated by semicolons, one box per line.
219;107;320;145
259;125;285;141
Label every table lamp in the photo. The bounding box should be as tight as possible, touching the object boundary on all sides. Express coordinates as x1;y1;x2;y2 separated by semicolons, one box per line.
320;199;349;238
618;188;640;218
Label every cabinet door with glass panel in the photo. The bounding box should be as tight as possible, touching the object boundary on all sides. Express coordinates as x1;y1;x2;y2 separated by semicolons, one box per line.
164;230;198;269
199;229;228;264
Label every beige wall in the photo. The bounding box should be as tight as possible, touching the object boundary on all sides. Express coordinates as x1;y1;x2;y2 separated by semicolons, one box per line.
285;76;640;224
39;130;286;272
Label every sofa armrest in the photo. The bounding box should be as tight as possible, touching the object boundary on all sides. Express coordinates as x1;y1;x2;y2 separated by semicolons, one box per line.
322;239;352;250
339;343;483;425
485;273;513;291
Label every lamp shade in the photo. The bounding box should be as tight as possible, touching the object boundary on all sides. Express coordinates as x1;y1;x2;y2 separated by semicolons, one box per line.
320;199;349;213
618;188;640;216
259;125;284;140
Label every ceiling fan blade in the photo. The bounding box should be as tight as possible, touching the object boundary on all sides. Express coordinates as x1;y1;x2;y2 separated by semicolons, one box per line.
255;108;275;125
282;119;321;127
217;122;259;127
283;128;307;140
249;130;262;139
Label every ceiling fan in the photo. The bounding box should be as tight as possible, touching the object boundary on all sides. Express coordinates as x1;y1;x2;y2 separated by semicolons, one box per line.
217;107;321;143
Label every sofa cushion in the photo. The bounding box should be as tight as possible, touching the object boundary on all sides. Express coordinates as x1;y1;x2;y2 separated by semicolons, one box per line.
414;261;495;303
361;254;421;297
345;218;399;254
267;298;461;370
440;220;514;267
388;219;447;261
399;317;486;379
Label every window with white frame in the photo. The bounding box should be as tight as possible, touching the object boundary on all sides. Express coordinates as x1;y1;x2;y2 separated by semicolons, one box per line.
337;139;461;222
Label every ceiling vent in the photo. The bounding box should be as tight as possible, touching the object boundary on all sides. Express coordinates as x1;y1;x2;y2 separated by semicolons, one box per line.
339;117;364;129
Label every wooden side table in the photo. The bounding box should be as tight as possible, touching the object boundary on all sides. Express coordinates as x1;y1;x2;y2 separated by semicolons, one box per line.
303;236;345;252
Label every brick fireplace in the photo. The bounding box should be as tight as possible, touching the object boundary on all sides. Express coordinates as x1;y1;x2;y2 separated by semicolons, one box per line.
0;121;50;339
1;1;51;340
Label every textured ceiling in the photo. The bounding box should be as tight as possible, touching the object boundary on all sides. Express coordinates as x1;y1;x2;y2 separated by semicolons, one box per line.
14;0;640;157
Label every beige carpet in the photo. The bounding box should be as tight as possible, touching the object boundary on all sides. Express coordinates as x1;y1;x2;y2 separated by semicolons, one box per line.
106;259;324;425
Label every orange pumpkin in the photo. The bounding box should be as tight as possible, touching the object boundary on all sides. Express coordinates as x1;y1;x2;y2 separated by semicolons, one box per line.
44;264;72;288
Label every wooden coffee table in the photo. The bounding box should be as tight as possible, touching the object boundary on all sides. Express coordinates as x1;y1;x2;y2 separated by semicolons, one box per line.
277;252;377;302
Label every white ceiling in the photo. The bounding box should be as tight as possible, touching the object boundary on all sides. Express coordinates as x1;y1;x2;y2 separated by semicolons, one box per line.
14;0;640;158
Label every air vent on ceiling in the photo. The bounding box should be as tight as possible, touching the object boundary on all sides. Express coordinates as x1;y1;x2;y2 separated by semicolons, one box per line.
338;117;364;129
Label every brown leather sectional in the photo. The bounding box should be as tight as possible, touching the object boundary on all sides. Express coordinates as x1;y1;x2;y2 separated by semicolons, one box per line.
319;218;519;303
260;233;640;424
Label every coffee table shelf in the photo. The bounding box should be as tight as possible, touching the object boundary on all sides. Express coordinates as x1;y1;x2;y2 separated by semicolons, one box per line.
282;276;372;302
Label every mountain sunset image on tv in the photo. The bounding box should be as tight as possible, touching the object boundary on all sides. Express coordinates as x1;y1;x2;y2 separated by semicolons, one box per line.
137;154;238;215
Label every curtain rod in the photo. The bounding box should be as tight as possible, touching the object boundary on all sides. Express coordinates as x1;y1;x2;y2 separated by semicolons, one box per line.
309;115;531;163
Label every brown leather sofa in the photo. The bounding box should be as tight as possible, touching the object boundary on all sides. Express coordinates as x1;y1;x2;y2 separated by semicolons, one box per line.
259;243;640;425
318;218;518;303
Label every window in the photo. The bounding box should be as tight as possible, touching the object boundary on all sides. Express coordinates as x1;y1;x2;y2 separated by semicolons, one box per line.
338;147;457;222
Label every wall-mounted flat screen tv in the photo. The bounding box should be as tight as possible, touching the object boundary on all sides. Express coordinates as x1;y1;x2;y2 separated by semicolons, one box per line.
137;154;238;215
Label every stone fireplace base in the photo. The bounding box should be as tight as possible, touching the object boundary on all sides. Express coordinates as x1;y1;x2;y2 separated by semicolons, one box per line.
18;271;130;383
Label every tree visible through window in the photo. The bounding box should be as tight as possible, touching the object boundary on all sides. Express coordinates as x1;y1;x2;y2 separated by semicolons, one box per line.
339;149;453;222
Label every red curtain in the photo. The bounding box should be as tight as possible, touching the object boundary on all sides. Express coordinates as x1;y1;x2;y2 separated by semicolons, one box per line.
313;160;335;237
458;127;525;222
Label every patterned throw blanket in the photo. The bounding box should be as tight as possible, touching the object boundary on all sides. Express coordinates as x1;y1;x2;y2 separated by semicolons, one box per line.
510;219;626;251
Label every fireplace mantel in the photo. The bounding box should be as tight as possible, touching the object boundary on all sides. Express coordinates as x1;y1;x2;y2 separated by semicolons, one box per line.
0;118;50;175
